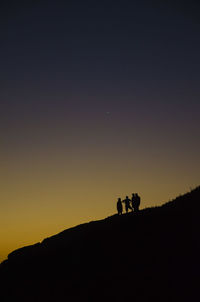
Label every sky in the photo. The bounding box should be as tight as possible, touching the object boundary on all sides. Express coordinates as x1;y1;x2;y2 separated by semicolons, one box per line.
0;0;200;261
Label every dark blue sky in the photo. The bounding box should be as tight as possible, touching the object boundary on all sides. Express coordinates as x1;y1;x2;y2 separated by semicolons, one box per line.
1;1;200;110
1;0;200;152
1;1;199;147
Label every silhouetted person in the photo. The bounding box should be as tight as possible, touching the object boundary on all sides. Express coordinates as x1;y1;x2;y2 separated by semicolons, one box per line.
132;193;141;212
131;193;136;210
122;196;132;213
117;198;123;215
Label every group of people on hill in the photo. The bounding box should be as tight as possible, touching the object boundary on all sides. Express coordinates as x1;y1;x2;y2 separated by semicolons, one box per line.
117;193;141;215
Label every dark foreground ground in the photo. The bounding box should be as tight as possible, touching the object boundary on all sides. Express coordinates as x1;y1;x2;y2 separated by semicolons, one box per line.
1;187;200;302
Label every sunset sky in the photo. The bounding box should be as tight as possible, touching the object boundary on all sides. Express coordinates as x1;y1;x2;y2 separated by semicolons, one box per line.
1;0;200;262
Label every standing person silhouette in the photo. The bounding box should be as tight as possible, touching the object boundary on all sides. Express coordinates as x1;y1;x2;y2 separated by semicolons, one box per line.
131;193;136;211
117;198;123;215
133;193;141;212
122;196;132;213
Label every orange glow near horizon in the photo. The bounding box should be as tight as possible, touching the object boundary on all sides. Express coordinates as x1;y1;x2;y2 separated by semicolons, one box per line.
1;139;199;262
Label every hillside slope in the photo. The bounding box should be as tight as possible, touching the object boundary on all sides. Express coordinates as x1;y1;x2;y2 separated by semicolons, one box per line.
1;187;200;302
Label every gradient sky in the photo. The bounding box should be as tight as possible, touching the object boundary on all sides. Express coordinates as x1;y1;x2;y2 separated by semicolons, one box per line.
1;0;200;262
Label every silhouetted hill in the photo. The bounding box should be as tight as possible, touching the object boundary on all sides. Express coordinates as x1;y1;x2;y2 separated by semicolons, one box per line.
1;187;200;302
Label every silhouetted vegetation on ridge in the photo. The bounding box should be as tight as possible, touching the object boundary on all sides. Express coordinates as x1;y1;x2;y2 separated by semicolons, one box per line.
0;187;199;302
